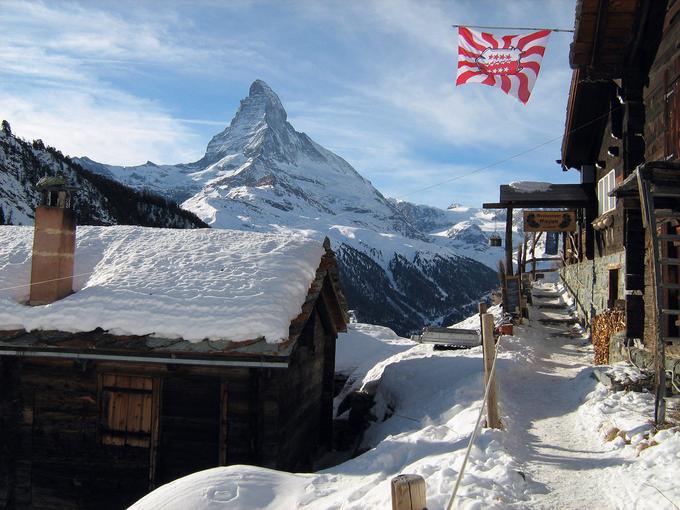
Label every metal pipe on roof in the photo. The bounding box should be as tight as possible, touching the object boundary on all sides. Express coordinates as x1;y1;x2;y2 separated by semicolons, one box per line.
0;349;288;369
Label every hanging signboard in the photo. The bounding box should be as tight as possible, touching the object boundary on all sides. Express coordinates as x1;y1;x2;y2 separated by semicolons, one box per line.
545;231;559;255
523;210;576;232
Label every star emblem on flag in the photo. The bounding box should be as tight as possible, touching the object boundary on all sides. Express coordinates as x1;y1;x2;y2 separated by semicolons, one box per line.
456;27;551;104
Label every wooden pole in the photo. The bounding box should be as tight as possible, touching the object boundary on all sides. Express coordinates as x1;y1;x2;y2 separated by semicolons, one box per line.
505;207;514;276
522;233;529;274
517;243;523;279
391;474;427;510
479;302;488;366
481;313;500;429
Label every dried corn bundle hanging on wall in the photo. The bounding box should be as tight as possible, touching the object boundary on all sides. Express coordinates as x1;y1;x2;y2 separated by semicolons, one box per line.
591;310;626;365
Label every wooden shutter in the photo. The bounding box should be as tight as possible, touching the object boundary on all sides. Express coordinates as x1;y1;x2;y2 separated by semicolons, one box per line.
100;374;155;448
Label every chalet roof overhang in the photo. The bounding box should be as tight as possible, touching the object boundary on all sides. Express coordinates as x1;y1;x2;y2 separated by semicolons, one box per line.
560;69;613;170
483;183;594;209
561;0;670;171
570;0;643;79
0;328;294;368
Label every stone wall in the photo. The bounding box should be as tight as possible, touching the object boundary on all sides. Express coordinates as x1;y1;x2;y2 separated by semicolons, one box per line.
560;250;625;327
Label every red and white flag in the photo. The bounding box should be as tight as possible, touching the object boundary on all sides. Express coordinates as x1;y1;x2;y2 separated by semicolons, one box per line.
456;27;551;104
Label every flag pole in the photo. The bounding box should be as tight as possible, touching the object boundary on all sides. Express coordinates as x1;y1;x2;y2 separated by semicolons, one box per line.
452;24;574;33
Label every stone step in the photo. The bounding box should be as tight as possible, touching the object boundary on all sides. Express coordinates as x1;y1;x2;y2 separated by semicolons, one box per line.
532;293;561;299
536;303;566;310
538;317;578;326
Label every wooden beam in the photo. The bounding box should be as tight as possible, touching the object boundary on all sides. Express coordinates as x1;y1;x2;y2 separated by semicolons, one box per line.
219;382;229;466
505;207;514;276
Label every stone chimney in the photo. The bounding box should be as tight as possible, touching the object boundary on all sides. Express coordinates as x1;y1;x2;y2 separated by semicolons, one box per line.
29;176;76;305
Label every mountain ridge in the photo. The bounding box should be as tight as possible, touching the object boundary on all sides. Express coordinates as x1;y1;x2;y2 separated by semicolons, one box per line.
0;121;207;229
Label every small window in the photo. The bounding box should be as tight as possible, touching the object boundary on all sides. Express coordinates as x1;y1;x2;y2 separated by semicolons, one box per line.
597;170;616;215
100;374;156;447
608;268;619;308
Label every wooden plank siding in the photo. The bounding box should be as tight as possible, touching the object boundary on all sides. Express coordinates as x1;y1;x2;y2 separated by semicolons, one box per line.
641;3;680;351
273;301;336;470
0;360;266;509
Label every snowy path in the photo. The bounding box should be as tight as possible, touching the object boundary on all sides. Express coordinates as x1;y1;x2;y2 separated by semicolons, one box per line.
502;282;629;509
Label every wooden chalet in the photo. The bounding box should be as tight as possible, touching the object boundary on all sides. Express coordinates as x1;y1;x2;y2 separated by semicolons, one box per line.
0;190;347;509
560;3;675;346
559;0;680;422
483;1;680;423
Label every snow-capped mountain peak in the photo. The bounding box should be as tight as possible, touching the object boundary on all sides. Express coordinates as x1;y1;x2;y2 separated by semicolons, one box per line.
204;79;288;162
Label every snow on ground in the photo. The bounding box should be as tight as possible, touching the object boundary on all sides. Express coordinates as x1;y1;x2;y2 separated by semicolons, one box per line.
501;281;680;509
131;324;531;510
131;283;680;510
579;373;680;509
0;225;324;342
333;323;414;402
449;303;504;331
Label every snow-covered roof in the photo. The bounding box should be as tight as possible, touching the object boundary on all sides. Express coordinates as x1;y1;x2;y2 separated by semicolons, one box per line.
0;226;326;343
508;181;552;193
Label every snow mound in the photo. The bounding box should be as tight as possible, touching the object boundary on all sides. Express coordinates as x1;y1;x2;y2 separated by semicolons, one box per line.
509;181;552;193
0;225;324;342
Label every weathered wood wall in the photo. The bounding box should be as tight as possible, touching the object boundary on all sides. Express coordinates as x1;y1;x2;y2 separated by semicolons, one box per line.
273;298;336;471
0;360;271;509
0;314;339;508
0;358;150;510
642;3;680;350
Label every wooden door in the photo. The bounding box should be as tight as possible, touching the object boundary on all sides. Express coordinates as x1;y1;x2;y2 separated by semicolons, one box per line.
157;377;221;484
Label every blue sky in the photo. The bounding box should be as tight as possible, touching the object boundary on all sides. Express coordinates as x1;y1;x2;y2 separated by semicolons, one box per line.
1;0;579;209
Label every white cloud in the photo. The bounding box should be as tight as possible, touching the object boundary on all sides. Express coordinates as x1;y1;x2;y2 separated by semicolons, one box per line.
0;88;204;165
0;0;580;208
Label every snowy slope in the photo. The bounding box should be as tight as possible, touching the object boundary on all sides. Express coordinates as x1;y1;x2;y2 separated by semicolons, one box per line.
0;225;323;343
77;81;498;335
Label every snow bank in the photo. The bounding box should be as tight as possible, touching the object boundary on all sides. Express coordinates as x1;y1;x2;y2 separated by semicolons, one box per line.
0;225;324;342
579;373;680;508
335;323;414;380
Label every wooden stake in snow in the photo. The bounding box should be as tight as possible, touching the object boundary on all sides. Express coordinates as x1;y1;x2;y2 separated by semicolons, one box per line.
482;313;501;429
391;474;427;510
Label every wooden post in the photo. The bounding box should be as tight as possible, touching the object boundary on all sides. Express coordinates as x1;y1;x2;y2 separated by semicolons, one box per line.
522;233;529;275
478;301;487;325
517;243;523;279
481;313;501;429
505;207;514;276
391;474;427;510
479;302;488;366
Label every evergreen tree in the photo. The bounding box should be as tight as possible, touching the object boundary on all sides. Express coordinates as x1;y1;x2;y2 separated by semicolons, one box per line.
1;120;10;136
